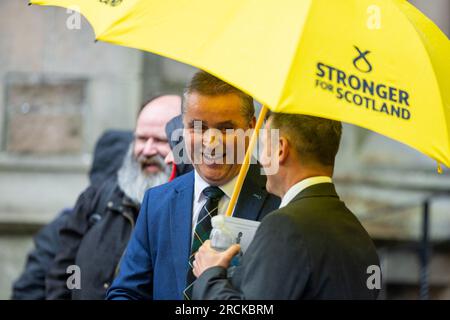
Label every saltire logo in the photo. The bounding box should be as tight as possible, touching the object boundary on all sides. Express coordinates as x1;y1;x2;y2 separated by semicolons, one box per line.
353;46;373;73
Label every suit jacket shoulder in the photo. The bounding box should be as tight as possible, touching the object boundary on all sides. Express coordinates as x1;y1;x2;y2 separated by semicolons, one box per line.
273;183;373;248
142;171;194;214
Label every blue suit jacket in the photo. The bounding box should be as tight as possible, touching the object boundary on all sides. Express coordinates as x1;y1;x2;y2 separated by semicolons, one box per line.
106;164;280;300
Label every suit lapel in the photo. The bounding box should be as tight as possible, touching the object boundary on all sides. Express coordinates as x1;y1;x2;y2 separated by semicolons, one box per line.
168;172;194;296
233;163;268;221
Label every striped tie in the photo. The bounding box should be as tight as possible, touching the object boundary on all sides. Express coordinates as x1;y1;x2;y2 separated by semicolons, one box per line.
183;186;225;300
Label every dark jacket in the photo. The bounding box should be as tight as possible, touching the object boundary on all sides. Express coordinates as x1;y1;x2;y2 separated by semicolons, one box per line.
193;183;380;300
11;130;133;300
45;179;139;300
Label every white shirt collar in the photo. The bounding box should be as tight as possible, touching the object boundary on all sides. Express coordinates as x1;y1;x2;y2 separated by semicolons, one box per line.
194;170;238;202
279;176;332;208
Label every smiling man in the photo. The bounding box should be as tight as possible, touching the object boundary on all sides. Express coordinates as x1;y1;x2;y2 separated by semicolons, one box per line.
183;88;254;185
106;70;280;300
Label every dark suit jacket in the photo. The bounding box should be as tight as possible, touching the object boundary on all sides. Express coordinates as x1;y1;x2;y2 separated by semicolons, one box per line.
193;183;380;300
106;164;280;300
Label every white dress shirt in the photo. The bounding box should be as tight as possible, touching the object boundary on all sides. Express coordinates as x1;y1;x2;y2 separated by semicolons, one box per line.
191;171;238;238
279;176;333;208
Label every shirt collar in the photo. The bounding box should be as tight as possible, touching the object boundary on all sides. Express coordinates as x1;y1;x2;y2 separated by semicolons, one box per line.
194;170;238;202
279;176;332;208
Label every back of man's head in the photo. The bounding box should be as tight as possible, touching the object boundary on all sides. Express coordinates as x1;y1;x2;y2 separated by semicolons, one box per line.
269;113;342;168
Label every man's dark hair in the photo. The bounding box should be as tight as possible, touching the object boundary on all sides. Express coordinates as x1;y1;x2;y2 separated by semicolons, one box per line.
183;70;255;122
269;112;342;167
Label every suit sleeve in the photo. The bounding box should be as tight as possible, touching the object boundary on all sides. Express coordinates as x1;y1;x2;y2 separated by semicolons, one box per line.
106;190;153;300
193;212;311;300
45;186;99;300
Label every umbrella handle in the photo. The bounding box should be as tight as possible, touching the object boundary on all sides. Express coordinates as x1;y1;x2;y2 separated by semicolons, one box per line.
225;105;269;217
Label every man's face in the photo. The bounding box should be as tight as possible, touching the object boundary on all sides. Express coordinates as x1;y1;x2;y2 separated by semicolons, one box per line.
133;96;181;175
183;92;254;186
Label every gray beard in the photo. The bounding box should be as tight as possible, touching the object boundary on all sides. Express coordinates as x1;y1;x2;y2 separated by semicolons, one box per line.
117;146;171;204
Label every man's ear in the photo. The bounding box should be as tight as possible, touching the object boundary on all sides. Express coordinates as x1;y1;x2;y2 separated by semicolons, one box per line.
278;137;289;164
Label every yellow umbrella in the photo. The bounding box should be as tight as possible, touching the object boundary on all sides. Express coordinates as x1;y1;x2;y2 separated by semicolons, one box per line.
31;0;450;215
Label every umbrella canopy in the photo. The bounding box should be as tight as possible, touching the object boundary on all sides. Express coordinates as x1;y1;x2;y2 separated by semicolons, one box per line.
31;0;450;168
31;0;450;215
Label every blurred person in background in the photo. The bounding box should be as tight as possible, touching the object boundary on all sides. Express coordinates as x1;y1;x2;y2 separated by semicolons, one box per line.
45;95;185;300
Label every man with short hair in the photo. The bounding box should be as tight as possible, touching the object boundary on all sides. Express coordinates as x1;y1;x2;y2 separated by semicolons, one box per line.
46;95;182;299
106;71;280;300
192;113;380;300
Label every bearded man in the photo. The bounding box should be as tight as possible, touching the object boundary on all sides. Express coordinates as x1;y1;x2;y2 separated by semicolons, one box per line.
106;71;280;300
45;95;182;300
